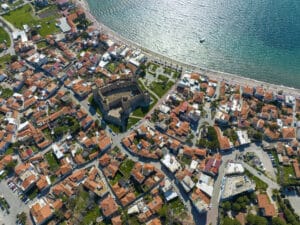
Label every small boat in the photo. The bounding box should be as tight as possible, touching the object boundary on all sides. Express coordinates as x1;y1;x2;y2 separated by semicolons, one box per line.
199;38;205;43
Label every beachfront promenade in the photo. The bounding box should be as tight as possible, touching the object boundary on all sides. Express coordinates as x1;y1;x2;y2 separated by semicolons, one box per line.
76;0;300;98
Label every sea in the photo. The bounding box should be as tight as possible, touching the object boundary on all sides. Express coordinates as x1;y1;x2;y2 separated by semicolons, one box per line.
86;0;300;88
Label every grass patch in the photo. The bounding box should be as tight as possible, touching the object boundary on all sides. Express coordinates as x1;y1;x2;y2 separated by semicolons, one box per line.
3;4;59;37
36;40;48;49
82;205;101;224
110;171;123;185
180;155;192;166
281;165;297;186
163;67;181;79
172;71;181;79
45;151;60;171
0;54;11;68
245;169;268;191
27;187;38;200
147;62;159;73
131;106;150;117
119;159;135;178
138;79;147;91
108;123;122;133
5;147;14;155
43;128;52;141
0;87;14;99
71;186;90;216
10;0;24;7
150;80;174;98
0;27;10;48
50;175;56;183
158;74;169;83
126;117;140;130
168;198;185;215
30;145;38;153
106;62;117;73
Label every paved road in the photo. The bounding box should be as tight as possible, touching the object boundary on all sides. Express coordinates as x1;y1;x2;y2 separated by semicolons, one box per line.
0;17;16;57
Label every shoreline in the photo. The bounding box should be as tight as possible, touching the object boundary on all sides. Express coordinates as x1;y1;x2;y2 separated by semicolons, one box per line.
74;0;300;97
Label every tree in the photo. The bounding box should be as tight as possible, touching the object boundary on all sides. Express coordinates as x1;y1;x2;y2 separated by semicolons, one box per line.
158;205;168;218
256;101;264;112
269;123;279;131
10;55;18;62
246;214;267;225
31;29;38;36
272;217;287;225
197;138;207;148
54;210;64;222
139;63;147;77
17;212;27;224
232;202;241;212
252;131;263;141
222;201;231;211
223;217;241;225
210;100;219;111
5;160;17;174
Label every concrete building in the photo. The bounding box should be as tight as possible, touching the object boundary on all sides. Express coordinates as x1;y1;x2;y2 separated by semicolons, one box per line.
221;175;255;200
160;154;181;173
225;162;245;175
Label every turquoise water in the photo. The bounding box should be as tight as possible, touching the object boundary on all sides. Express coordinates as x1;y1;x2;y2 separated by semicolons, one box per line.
87;0;300;88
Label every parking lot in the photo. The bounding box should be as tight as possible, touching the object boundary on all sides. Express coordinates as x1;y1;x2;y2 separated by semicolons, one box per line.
285;188;300;216
243;144;277;180
0;180;30;225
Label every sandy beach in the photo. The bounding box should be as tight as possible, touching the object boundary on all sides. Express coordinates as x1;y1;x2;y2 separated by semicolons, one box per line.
74;0;300;98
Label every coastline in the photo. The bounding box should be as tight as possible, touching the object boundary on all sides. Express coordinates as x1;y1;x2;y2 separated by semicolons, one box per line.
74;0;300;98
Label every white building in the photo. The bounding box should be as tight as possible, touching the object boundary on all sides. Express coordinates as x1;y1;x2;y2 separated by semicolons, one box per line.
196;173;214;197
225;162;245;175
236;130;251;145
160;154;181;173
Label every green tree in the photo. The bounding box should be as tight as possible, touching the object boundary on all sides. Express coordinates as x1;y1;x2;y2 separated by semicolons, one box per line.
17;212;27;224
223;217;241;225
158;205;168;218
232;202;241;212
5;160;17;174
246;214;267;225
272;217;287;225
10;55;18;62
222;201;231;211
197;138;207;148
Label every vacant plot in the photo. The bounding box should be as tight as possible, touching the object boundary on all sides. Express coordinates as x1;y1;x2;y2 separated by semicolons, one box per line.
119;159;135;178
37;5;59;18
3;4;59;37
45;151;59;171
0;27;10;47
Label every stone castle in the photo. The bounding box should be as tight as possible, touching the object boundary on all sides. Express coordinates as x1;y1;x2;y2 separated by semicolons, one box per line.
92;78;151;130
